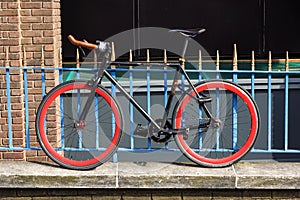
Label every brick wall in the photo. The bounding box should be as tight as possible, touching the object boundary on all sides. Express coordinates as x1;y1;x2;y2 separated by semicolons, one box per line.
0;188;299;199
0;0;61;161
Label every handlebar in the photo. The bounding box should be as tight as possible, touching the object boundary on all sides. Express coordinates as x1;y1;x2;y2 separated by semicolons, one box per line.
67;35;97;50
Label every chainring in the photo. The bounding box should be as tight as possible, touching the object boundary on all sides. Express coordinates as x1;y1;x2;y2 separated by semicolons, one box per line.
149;119;172;143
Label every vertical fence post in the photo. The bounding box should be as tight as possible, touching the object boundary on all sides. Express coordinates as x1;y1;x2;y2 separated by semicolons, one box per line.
267;51;272;151
41;46;46;98
93;49;99;150
146;49;151;149
129;49;134;150
76;48;80;68
163;49;169;149
251;50;255;98
163;49;168;107
284;51;289;151
109;42;118;162
232;44;238;150
268;51;272;71
215;50;221;150
4;47;13;148
232;44;238;81
216;50;220;79
216;50;220;70
76;48;80;79
198;50;202;81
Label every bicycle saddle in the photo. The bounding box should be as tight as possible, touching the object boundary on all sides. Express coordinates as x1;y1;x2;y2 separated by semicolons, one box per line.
169;28;206;38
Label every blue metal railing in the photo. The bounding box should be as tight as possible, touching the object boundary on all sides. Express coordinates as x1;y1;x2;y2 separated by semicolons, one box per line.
0;64;300;159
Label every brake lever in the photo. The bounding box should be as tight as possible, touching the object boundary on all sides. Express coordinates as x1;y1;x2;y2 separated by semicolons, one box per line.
78;46;86;58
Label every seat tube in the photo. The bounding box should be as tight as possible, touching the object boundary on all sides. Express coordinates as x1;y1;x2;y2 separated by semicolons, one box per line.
161;65;181;126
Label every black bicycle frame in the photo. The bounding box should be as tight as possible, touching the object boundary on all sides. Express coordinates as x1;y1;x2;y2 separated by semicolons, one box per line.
99;61;213;132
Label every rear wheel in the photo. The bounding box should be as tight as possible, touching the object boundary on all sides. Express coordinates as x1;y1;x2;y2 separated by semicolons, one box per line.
173;80;259;167
36;80;122;170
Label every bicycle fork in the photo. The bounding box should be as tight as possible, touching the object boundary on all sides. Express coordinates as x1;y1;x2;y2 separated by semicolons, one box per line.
74;58;108;130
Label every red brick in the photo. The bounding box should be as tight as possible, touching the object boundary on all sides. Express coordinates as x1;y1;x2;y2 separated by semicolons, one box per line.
3;151;24;160
0;39;19;45
33;37;54;44
20;9;31;16
32;23;54;30
42;2;53;9
22;30;43;37
9;46;21;53
10;60;21;66
8;16;19;23
0;131;8;138
21;16;42;23
11;89;22;96
26;156;47;162
0;9;18;16
7;2;18;9
20;24;31;30
0;118;7;125
43;30;55;38
10;82;22;89
32;9;52;16
0;24;18;31
12;104;24;111
27;73;41;80
10;96;22;103
12;124;24;131
43;16;54;23
13;131;24;138
20;2;42;9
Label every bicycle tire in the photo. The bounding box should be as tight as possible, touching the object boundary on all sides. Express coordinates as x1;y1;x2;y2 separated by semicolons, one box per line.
173;80;259;167
36;80;123;170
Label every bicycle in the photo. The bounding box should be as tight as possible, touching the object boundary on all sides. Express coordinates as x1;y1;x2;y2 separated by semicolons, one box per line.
35;28;260;170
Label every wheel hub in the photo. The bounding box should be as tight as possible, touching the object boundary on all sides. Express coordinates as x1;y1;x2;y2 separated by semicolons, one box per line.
211;118;223;129
74;120;86;130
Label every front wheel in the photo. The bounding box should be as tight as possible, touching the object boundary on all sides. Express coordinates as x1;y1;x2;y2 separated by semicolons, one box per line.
173;80;259;167
36;80;123;170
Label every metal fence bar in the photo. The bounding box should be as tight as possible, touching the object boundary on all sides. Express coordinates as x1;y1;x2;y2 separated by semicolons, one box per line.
267;51;272;151
129;50;135;150
284;52;289;151
163;50;169;150
251;51;255;98
146;50;151;149
5;68;13;148
23;69;30;149
232;45;238;151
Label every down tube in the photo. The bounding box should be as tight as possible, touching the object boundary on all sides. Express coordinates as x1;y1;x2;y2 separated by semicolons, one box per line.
103;70;161;130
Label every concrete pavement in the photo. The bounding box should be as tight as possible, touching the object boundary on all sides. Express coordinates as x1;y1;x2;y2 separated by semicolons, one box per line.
0;161;299;189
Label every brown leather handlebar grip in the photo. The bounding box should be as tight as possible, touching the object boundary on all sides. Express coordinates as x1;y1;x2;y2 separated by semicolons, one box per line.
67;35;97;50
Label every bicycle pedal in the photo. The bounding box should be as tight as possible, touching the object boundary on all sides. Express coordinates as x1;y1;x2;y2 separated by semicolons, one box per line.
134;124;149;137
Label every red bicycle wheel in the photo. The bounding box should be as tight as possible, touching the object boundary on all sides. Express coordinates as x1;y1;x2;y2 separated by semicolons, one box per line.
36;80;122;170
173;80;259;167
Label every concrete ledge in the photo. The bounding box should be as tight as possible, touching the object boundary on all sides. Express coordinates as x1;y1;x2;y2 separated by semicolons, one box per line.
0;161;299;189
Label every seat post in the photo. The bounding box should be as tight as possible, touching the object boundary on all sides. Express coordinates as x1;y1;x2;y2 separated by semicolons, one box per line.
181;37;190;59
